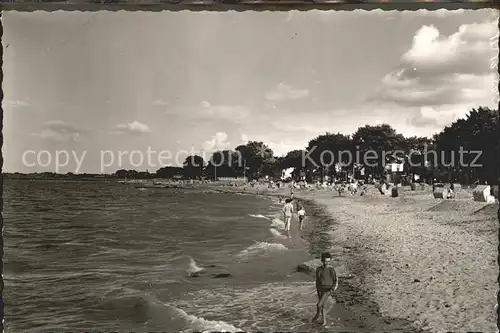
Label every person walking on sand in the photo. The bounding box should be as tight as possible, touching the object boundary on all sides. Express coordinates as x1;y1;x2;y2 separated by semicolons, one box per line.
297;205;306;231
282;198;294;236
312;252;338;326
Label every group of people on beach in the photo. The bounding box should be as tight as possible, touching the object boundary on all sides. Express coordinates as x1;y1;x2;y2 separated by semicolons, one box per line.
279;196;306;237
278;195;337;325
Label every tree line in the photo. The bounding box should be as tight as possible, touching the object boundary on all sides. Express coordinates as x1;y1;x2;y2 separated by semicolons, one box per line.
116;107;498;185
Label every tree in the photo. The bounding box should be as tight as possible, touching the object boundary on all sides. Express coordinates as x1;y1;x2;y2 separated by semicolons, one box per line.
115;169;128;178
305;133;352;181
281;149;306;179
434;107;498;184
403;136;434;153
126;170;139;178
261;156;281;180
204;150;242;179
352;124;406;177
183;155;205;179
235;141;274;180
402;136;435;182
156;166;183;178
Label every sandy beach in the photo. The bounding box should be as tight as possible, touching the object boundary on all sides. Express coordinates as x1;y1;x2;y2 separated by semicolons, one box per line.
212;182;498;332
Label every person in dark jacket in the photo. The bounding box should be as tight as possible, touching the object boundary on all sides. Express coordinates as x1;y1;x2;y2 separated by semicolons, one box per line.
311;252;338;325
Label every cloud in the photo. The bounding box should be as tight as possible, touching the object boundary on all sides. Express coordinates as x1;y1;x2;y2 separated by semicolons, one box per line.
407;106;462;129
368;20;497;130
266;83;309;102
241;133;249;143
202;132;232;152
238;132;306;157
267;140;306;157
371;20;496;108
402;23;495;77
31;120;84;142
111;121;151;135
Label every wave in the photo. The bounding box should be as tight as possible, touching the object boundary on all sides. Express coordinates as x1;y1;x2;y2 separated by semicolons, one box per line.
171;282;318;331
248;214;269;220
187;257;205;276
93;290;168;325
270;218;286;230
93;289;242;332
164;305;243;333
236;241;288;260
269;228;287;240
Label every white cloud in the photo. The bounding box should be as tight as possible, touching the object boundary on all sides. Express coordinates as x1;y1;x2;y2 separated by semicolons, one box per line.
241;133;249;143
202;132;232;152
201;100;211;108
266;83;309;102
31;120;84;142
369;19;497;128
267;140;305;157
407;106;457;128
401;23;495;76
111;120;151;135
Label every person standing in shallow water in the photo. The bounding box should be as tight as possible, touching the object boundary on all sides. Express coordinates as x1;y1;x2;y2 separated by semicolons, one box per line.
282;198;294;237
297;205;306;231
312;252;338;326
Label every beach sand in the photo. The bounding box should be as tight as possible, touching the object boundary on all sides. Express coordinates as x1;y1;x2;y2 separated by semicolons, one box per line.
211;182;498;332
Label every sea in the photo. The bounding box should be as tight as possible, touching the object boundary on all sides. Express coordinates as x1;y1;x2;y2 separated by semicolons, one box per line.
3;180;329;333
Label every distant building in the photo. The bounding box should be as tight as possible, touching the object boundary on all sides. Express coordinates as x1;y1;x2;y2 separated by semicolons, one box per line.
385;162;404;173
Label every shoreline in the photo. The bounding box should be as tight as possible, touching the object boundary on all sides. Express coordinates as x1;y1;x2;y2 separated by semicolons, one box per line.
299;187;497;333
305;198;428;332
213;184;428;332
33;179;495;332
210;183;497;332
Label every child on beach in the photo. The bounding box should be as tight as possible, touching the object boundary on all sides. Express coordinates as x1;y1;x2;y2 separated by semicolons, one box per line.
282;198;294;235
312;252;338;326
297;205;306;231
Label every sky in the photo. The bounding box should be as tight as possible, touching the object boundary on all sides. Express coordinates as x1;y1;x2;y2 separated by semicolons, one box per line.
2;9;498;173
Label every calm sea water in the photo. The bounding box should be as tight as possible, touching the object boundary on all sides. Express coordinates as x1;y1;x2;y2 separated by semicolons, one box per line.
4;180;323;332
